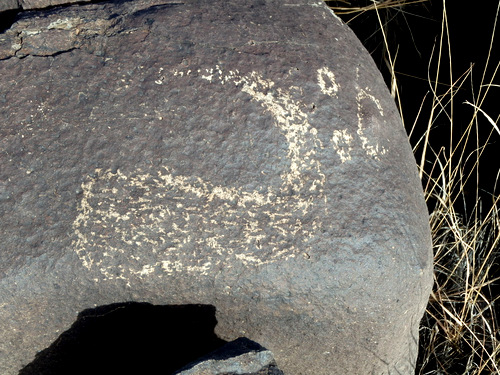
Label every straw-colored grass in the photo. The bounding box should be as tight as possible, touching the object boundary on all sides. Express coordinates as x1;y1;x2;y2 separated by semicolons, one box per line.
326;1;500;373
413;3;500;369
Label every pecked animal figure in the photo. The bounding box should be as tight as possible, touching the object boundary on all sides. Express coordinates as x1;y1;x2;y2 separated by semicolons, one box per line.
0;0;433;374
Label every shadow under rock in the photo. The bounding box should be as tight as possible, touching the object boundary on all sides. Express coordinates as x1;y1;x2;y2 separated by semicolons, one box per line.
20;302;228;375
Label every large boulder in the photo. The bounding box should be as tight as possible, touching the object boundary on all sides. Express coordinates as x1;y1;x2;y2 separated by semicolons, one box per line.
0;0;434;374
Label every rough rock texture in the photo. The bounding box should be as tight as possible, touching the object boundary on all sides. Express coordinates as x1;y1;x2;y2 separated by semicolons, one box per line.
0;1;434;374
0;0;92;12
176;337;284;375
0;0;19;13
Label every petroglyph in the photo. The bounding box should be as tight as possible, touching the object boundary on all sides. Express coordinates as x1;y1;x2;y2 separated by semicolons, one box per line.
331;129;354;163
72;66;388;279
72;167;322;281
355;67;387;160
317;67;340;97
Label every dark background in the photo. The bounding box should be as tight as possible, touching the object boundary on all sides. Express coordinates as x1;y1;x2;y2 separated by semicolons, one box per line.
327;0;500;218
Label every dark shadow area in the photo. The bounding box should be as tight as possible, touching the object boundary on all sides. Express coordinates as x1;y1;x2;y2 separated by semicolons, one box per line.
327;0;500;218
0;9;19;33
19;302;228;375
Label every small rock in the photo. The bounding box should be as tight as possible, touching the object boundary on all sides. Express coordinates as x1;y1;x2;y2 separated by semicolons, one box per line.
175;337;284;375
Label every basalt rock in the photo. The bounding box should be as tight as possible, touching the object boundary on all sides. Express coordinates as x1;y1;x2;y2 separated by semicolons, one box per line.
0;1;433;374
175;337;284;375
0;0;92;12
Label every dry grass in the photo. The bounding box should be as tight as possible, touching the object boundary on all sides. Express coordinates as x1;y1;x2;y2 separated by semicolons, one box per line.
329;0;428;15
413;3;500;370
326;1;500;374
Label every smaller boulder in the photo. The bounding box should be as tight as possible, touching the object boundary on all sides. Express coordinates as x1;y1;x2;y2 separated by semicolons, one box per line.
176;337;284;375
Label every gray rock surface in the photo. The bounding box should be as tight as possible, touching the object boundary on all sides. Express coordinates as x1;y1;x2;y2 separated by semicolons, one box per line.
0;0;92;12
175;337;283;375
0;0;19;12
0;0;434;374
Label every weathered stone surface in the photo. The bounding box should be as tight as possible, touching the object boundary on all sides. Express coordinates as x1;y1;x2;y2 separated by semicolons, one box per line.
0;0;19;13
176;337;284;375
0;1;433;374
0;0;91;12
20;0;92;9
